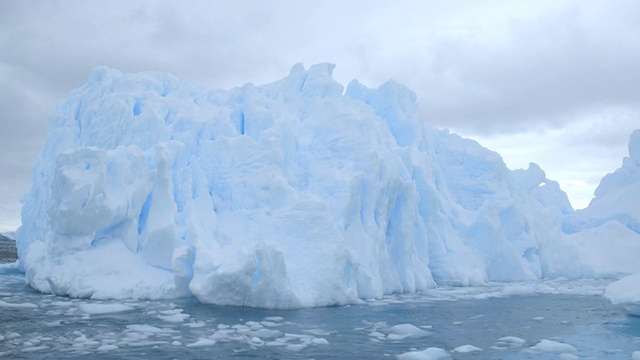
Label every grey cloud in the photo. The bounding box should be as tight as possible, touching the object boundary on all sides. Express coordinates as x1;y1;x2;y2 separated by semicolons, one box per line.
411;4;640;134
1;0;639;226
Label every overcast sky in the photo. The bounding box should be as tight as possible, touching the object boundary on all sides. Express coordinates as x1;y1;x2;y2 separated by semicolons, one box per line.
1;0;639;232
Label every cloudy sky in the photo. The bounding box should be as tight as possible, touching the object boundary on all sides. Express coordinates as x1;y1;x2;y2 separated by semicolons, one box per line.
1;0;639;232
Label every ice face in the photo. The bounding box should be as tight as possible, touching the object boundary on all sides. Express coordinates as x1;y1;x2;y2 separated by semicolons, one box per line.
15;64;640;308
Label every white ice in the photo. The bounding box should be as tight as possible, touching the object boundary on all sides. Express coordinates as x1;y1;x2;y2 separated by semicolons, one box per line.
14;64;640;308
186;339;216;348
0;300;37;308
528;339;577;353
452;344;482;353
396;347;450;360
78;303;133;314
496;336;526;347
386;324;431;340
604;273;640;316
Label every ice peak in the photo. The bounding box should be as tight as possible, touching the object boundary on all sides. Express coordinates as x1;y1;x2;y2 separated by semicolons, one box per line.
629;129;640;167
289;63;305;75
88;66;119;83
282;63;342;98
307;62;336;77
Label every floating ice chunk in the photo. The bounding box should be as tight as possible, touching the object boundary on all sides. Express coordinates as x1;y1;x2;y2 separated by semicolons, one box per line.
184;321;205;328
529;339;577;353
633;351;640;360
231;324;251;334
261;321;282;327
264;316;284;322
302;328;332;336
21;345;49;352
51;301;75;307
187;339;217;347
265;341;286;346
250;328;282;339
452;344;481;353
158;308;182;315
387;324;431;340
126;324;178;334
158;311;190;323
496;336;526;347
560;354;579;360
79;303;133;314
604;273;640;316
23;339;42;347
97;344;119;351
396;347;450;360
210;329;236;341
531;316;544;321
127;340;169;347
0;300;37;308
285;344;307;352
312;338;329;345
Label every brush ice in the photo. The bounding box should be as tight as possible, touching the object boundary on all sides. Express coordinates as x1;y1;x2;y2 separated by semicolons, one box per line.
15;64;640;308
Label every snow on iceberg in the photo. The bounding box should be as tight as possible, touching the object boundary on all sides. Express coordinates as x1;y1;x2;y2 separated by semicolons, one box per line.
15;64;640;308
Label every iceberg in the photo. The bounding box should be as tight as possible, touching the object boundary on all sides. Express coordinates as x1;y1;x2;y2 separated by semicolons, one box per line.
15;64;640;308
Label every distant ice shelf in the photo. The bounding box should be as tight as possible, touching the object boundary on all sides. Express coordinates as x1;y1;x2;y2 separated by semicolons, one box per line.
15;64;640;308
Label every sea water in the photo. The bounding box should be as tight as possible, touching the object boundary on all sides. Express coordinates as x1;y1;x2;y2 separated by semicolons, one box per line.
1;263;638;359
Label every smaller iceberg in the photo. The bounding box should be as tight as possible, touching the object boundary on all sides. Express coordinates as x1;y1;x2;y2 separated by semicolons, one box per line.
604;273;640;316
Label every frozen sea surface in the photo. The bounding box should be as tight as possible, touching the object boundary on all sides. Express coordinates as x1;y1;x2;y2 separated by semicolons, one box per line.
1;263;639;359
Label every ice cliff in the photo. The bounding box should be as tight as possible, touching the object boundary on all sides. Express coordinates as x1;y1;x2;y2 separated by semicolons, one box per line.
15;64;640;308
588;130;640;315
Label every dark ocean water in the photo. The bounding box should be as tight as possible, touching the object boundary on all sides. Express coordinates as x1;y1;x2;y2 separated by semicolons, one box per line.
1;262;638;359
0;238;17;263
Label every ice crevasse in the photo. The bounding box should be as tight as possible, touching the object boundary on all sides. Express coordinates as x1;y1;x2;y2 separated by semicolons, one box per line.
16;64;640;308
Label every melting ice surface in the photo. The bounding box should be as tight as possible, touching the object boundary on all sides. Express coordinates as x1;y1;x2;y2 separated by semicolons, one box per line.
1;263;640;359
14;63;640;309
